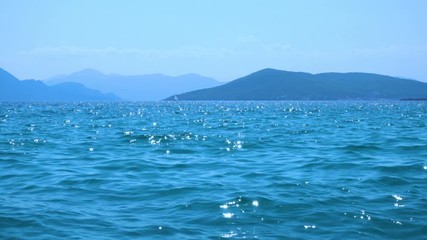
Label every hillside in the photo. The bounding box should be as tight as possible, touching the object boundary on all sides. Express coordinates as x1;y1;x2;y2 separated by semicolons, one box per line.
165;68;427;100
0;68;120;102
46;69;221;101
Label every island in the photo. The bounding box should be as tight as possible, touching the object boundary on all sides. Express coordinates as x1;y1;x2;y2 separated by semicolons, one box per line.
165;68;427;101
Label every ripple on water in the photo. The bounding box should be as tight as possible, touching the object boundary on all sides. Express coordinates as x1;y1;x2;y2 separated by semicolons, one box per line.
0;101;426;239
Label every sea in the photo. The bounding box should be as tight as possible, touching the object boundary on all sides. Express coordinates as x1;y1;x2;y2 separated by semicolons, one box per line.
0;101;426;239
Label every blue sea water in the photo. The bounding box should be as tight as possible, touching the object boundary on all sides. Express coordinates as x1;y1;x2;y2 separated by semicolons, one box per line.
0;101;426;239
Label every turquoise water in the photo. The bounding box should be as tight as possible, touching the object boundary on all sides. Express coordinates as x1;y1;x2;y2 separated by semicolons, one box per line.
0;101;426;239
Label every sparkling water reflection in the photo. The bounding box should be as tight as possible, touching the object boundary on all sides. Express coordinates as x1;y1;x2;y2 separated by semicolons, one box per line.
0;101;426;239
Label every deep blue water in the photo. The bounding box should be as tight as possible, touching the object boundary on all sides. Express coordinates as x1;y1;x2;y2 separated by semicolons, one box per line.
0;101;426;239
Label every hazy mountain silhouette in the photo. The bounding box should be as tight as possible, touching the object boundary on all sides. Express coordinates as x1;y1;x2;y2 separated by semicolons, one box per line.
165;68;427;100
46;69;221;101
0;67;120;102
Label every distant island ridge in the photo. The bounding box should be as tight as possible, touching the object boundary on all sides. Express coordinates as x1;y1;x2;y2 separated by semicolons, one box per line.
0;67;120;102
0;67;220;102
46;69;221;101
1;67;427;102
165;68;427;101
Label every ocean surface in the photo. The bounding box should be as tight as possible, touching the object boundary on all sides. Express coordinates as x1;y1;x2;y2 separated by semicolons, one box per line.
0;101;426;239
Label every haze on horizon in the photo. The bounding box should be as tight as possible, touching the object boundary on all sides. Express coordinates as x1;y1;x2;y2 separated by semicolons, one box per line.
1;0;426;82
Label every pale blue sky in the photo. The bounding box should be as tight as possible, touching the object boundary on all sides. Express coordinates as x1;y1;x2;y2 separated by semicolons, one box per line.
1;0;426;81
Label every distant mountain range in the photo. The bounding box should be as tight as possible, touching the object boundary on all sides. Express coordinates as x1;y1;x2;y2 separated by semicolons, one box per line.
3;67;427;102
0;68;119;102
46;69;221;101
165;68;427;101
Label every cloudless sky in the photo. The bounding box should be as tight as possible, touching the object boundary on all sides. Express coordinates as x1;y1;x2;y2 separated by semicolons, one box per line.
1;0;426;82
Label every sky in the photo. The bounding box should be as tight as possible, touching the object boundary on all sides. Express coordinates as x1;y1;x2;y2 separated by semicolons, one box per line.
1;0;427;82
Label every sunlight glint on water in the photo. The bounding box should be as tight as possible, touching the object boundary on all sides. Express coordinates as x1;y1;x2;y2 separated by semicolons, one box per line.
0;101;426;239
